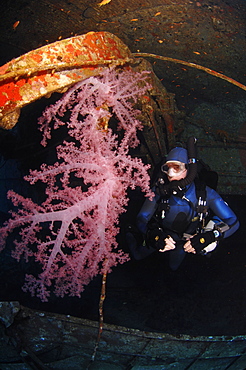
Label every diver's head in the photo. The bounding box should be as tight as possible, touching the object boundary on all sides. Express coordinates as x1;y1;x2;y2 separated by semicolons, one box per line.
161;147;188;181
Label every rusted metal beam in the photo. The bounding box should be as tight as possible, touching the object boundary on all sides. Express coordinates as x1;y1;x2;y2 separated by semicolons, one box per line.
0;31;133;129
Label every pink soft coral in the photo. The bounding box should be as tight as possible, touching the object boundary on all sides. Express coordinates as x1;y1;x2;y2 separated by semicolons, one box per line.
0;67;153;302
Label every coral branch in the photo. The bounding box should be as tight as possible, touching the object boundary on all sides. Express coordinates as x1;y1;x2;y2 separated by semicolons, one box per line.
0;67;153;301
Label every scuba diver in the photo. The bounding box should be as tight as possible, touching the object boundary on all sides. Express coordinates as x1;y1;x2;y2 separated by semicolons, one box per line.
126;137;239;270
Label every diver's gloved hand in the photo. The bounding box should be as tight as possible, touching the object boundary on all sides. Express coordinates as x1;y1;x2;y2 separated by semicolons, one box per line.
184;231;216;254
146;227;168;250
199;220;219;255
190;231;216;253
146;226;176;251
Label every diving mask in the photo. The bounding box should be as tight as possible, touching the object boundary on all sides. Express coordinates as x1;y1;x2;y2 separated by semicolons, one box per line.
161;161;187;180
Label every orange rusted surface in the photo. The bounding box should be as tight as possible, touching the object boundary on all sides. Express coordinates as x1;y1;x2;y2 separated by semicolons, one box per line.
0;32;133;129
